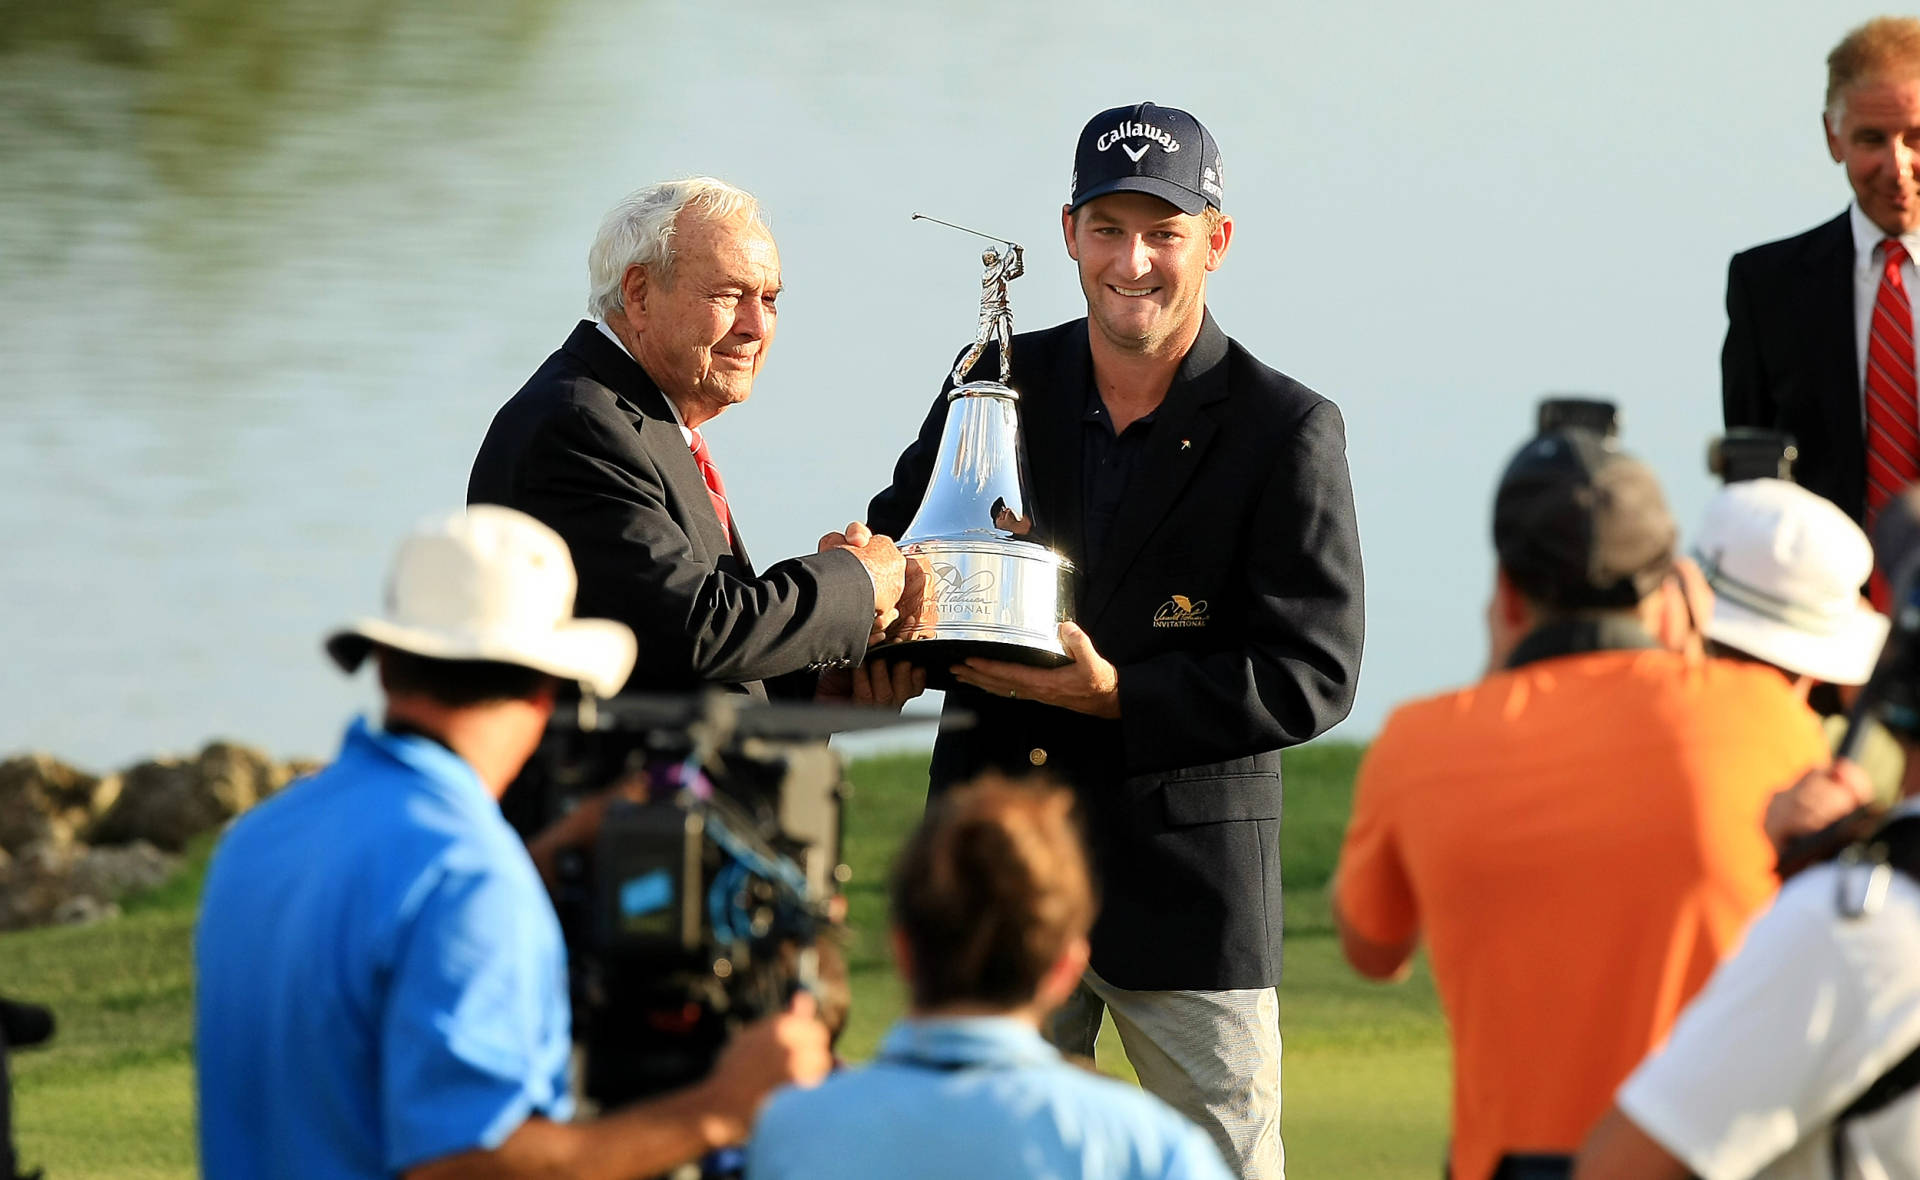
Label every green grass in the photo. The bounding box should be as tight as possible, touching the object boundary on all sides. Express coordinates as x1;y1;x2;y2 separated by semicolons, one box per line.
0;743;1451;1178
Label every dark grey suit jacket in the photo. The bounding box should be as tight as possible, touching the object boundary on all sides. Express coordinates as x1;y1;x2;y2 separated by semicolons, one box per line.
469;321;875;697
868;314;1366;991
1723;211;1863;521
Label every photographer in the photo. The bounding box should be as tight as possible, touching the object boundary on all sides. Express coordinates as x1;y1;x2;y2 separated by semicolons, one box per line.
745;778;1232;1180
194;507;831;1180
1331;429;1833;1180
1688;477;1894;847
1576;749;1920;1179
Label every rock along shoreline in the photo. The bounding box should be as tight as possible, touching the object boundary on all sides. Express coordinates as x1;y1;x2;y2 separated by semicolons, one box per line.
0;743;321;931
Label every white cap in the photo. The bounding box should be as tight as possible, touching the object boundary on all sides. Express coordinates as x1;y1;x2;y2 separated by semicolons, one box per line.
1693;478;1888;686
326;506;637;697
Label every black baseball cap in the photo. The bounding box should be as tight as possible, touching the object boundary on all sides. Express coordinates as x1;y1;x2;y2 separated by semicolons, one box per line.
1493;429;1677;610
1070;101;1223;216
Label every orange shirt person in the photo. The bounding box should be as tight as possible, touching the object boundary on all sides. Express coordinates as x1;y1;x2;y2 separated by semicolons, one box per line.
1332;430;1831;1180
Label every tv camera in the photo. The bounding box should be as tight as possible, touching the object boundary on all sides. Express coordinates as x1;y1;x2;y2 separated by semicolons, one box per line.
506;693;923;1110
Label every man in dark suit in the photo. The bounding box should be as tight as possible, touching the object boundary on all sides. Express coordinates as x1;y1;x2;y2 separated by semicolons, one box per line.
1724;17;1920;529
867;103;1366;1179
470;178;917;704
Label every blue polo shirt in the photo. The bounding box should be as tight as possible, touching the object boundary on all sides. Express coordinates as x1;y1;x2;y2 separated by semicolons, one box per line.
195;718;572;1179
746;1016;1231;1180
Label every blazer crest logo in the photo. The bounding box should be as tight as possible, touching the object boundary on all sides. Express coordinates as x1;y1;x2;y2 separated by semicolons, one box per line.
1153;595;1208;628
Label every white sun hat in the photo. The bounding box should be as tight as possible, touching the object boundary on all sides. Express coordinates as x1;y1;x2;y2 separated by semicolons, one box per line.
325;506;637;698
1692;478;1888;686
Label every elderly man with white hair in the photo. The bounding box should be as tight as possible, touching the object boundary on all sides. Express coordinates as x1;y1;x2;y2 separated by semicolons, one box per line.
469;177;920;709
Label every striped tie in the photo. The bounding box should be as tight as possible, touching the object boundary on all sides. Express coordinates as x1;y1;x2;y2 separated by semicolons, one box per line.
1866;239;1919;533
688;429;733;545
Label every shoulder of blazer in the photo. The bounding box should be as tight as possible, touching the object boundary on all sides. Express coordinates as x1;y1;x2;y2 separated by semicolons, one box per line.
1004;319;1087;379
1219;330;1336;434
508;328;680;446
1733;209;1852;276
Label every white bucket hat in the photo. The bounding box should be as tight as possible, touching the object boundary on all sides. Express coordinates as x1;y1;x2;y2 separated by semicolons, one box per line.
1693;478;1888;686
326;506;637;698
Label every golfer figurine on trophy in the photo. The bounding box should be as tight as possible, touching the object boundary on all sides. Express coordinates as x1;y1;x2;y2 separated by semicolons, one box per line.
951;243;1025;387
869;218;1072;684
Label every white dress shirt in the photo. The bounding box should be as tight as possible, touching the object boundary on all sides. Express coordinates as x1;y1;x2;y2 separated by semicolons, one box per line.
1849;203;1920;427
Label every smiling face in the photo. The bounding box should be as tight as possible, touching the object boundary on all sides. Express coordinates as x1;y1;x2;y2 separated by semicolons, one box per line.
1061;192;1231;358
1827;74;1920;236
622;210;781;426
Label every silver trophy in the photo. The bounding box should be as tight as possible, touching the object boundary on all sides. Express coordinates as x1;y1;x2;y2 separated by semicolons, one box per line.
871;217;1075;683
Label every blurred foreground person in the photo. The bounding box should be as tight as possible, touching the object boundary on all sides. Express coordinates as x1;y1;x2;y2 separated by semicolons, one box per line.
194;506;831;1180
1695;477;1887;697
1578;748;1920;1178
1332;430;1832;1180
0;998;52;1180
1691;477;1895;844
746;778;1232;1180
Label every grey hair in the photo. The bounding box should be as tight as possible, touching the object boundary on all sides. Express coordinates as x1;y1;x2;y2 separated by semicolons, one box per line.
586;177;767;319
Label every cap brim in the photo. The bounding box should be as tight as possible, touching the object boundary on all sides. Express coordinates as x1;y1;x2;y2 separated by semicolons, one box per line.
1070;175;1209;216
325;617;638;698
1705;600;1888;686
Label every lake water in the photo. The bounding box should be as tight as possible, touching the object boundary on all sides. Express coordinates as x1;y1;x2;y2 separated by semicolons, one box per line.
0;0;1890;769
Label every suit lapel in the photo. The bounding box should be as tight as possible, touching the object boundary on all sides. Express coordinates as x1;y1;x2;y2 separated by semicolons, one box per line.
1804;212;1862;501
559;321;734;565
1083;313;1229;626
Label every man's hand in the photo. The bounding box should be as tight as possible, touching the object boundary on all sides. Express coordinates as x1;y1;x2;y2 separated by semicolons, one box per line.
949;622;1120;719
525;776;648;889
1764;759;1874;850
405;993;833;1180
888;551;932;640
852;659;926;709
818;521;906;640
695;993;832;1143
815;659;928;710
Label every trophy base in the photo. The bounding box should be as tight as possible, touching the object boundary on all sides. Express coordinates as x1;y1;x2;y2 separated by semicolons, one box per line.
867;536;1075;692
871;637;1071;691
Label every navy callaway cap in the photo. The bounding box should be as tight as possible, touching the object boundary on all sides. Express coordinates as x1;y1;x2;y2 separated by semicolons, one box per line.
1070;101;1223;216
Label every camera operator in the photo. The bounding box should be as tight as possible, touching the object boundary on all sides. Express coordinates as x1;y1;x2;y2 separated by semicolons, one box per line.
194;506;831;1180
1576;749;1920;1178
746;777;1232;1180
1688;477;1895;846
1331;429;1834;1180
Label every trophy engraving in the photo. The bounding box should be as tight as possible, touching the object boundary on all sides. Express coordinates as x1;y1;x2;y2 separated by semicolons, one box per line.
870;217;1075;684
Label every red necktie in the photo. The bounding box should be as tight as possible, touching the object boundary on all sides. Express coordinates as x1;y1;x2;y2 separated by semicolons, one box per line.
1866;240;1917;609
688;429;733;545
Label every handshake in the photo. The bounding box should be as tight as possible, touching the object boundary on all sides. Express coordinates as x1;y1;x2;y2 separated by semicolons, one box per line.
816;521;931;705
818;520;924;642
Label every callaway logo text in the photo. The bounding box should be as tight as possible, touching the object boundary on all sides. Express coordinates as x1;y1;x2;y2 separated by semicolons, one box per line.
1096;120;1181;155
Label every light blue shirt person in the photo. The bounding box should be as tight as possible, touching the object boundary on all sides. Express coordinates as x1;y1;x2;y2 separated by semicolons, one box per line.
748;1015;1232;1180
745;778;1232;1180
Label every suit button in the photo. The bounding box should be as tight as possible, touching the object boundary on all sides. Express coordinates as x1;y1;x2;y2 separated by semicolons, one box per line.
1028;748;1047;767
